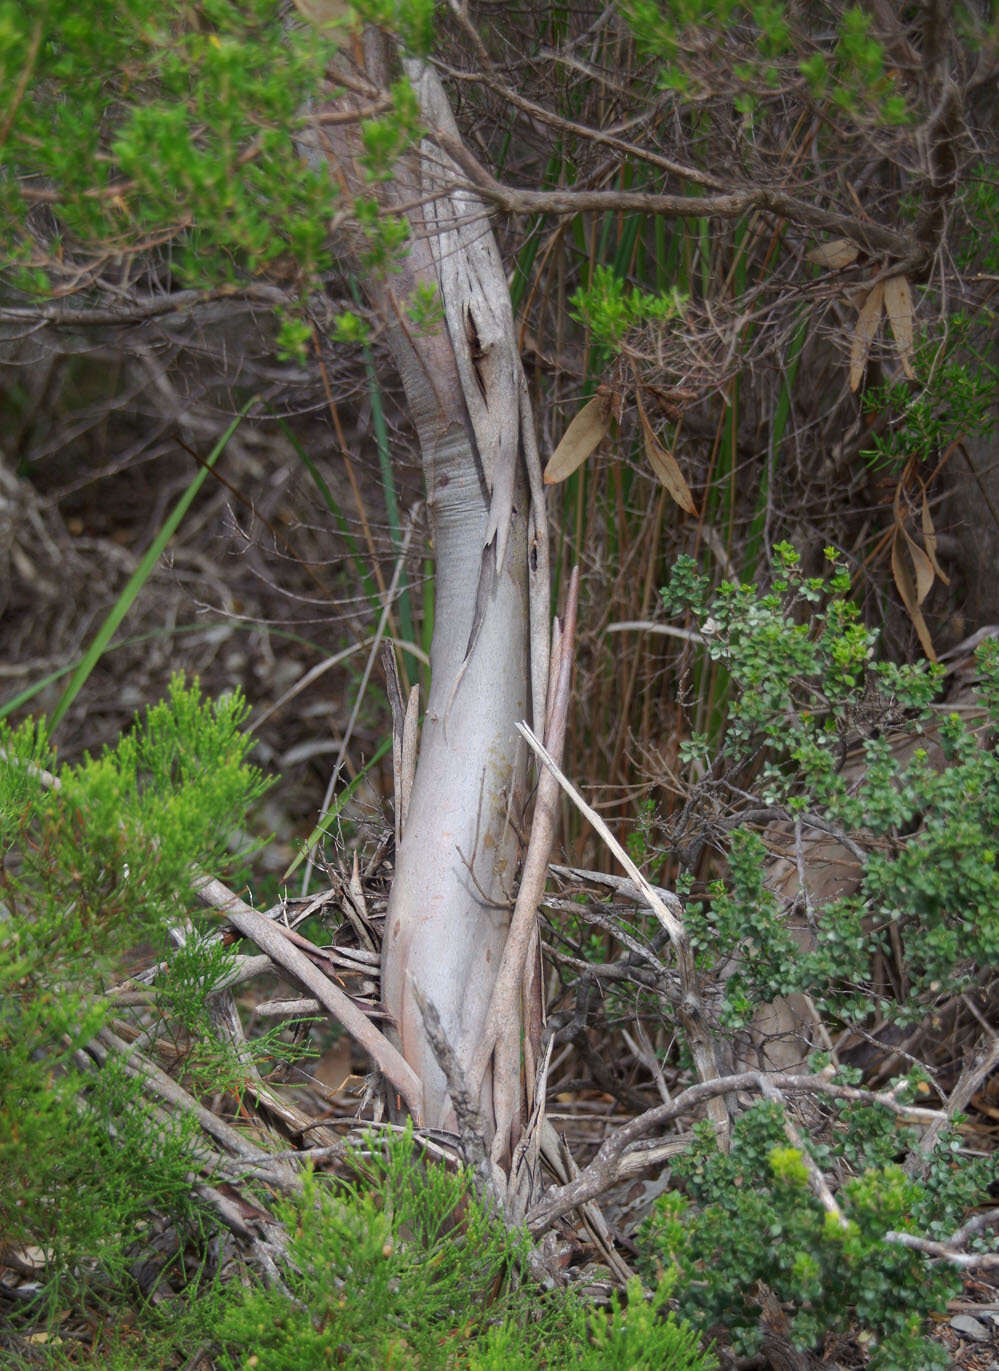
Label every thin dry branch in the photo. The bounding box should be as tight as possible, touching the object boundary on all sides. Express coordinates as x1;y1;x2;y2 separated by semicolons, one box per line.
195;876;423;1117
526;1070;948;1233
883;1232;999;1269
516;723;728;1138
0;284;290;326
426;126;922;264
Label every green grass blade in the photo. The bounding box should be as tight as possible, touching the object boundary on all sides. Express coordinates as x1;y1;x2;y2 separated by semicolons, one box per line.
273;413;382;615
47;398;257;733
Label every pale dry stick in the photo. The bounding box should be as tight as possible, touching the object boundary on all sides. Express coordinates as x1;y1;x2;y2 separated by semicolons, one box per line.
516;724;730;1141
255;996;324;1017
400;682;419;832
300;509;420;896
882;1232;999;1270
525;1071;949;1234
217;1124;458;1178
468;569;580;1148
550;864;686;921
905;1028;999;1174
604;620;708;645
196;876;423;1117
952;1208;999;1246
758;1077;848;1229
383;644;408;851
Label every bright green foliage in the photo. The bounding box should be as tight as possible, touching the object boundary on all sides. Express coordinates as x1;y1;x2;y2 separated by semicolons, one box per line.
640;1101;989;1369
662;549;999;1024
360;76;422;180
0;0;431;296
571;264;685;347
0;1049;208;1317
958;164;999;272
618;0;906;120
0;676;268;1316
802;5;909;123
1;2;338;285
406;279;444;334
860;314;999;472
620;0;789;94
217;1130;716;1371
353;0;436;55
1;675;267;982
568;1277;714;1371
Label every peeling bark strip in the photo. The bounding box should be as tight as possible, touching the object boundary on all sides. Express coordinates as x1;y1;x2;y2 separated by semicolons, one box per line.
317;46;548;1143
403;61;550;729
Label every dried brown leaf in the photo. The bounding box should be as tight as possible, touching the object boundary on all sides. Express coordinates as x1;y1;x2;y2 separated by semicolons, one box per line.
884;275;916;380
893;481;940;606
905;526;935;605
806;238;861;269
849;281;885;392
636;401;697;515
921;491;950;586
543;393;612;485
891;531;937;661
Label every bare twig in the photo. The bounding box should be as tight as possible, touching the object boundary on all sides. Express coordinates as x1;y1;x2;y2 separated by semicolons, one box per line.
0;284;289;326
526;1070;947;1233
195;877;423;1117
883;1231;999;1269
469;568;580;1152
426;125;921;263
517;724;729;1140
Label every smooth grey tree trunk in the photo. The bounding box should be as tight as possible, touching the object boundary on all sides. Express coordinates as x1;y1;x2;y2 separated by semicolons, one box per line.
320;45;549;1156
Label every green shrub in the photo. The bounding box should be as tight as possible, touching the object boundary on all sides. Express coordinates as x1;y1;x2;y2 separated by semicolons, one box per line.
640;1101;988;1371
662;546;999;1025
0;676;267;1319
217;1129;717;1371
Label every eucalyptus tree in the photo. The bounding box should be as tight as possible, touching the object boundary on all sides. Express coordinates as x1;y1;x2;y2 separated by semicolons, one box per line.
2;0;996;1209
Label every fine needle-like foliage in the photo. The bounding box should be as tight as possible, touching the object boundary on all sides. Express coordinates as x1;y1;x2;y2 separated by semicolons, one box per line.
215;1127;717;1371
0;676;268;1318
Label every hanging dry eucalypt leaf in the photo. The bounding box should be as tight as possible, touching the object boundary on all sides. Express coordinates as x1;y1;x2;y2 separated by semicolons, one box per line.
849;280;885;393
891;530;937;662
920;487;950;587
806;238;861;269
635;391;697;515
883;275;916;381
543;392;612;485
891;479;939;661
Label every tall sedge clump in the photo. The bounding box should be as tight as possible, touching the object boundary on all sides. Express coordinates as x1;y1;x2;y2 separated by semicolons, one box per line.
0;676;268;1317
